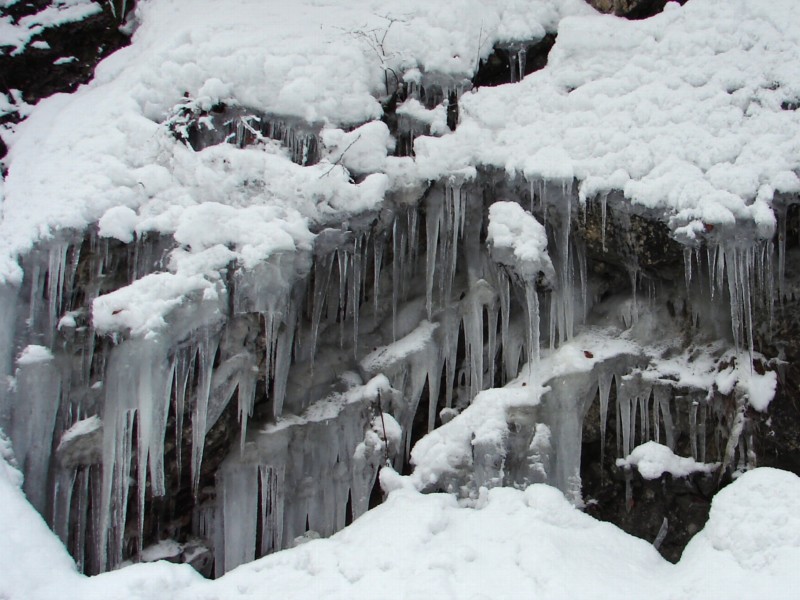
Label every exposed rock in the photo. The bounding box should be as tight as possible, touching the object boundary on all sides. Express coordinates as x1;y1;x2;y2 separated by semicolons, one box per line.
586;0;690;19
0;1;134;159
56;416;102;467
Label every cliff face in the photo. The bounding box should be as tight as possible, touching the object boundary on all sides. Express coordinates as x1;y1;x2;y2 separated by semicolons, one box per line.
1;0;798;578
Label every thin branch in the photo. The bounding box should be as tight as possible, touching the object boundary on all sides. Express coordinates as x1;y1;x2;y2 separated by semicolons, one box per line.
320;134;362;178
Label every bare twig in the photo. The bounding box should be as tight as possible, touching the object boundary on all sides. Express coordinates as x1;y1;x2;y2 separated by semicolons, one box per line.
320;134;362;178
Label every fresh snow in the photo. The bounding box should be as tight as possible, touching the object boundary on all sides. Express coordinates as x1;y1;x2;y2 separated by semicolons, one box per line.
616;441;719;479
487;200;554;280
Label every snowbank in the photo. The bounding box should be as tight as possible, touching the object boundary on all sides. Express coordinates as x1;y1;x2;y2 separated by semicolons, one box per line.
2;438;799;600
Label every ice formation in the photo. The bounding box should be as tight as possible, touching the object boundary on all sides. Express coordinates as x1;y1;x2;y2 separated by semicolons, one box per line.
0;0;797;588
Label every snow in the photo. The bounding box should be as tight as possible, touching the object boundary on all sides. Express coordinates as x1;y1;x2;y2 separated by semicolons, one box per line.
2;435;800;600
57;415;102;448
0;430;80;600
15;344;53;365
0;0;591;287
361;320;438;373
320;121;394;175
487;200;554;280
616;441;719;480
414;0;800;242
92;272;218;336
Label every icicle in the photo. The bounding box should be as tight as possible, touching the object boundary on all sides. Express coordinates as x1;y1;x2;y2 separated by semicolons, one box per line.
653;518;669;550
392;219;400;341
576;242;588;323
689;399;699;460
53;468;77;545
699;402;707;463
654;386;675;450
47;243;69;344
310;254;333;366
707;244;717;299
219;462;259;573
173;349;192;483
398;224;409;303
27;263;42;329
10;348;61;515
639;388;650;443
463;295;484;401
74;468;90;572
444;184;461;311
352;235;363;356
598;372;613;478
337;249;349;348
518;48;527;81
259;465;284;556
425;196;442;319
683;247;693;296
498;270;511;381
617;376;633;458
272;299;297;419
408;209;419;277
486;303;498;389
629;265;639;325
524;282;541;367
777;205;787;304
600;193;608;252
509;51;518;83
237;358;258;452
191;331;220;495
373;235;384;317
427;352;443;433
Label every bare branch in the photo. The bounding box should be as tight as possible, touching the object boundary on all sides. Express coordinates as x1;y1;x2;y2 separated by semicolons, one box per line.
320;134;362;178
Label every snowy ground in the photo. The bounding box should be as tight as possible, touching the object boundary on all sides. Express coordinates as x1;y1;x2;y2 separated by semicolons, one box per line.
2;440;799;600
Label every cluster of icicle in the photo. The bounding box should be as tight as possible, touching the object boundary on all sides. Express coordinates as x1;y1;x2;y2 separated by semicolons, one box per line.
0;174;784;576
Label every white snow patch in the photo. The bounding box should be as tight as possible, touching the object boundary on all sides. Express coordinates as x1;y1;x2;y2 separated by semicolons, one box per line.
487;200;554;279
92;272;216;336
57;416;102;450
16;345;53;365
616;441;719;480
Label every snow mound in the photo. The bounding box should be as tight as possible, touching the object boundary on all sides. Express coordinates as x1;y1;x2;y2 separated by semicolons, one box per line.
616;441;719;479
487;200;554;280
687;467;800;573
16;344;54;365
